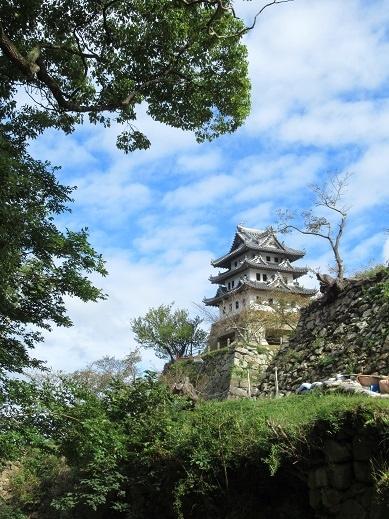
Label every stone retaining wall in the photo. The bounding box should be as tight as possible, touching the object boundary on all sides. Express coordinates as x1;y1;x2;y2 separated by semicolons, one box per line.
258;269;389;395
163;344;276;399
305;421;388;518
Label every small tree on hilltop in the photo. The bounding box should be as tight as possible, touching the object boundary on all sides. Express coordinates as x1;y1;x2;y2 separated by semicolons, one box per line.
277;172;351;285
131;303;207;362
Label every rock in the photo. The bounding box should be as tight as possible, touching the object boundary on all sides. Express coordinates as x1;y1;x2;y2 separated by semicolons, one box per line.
353;461;372;483
329;463;353;490
321;487;342;508
172;377;199;401
309;489;322;509
339;500;367;519
229;387;248;397
309;466;328;488
324;440;352;463
352;436;375;461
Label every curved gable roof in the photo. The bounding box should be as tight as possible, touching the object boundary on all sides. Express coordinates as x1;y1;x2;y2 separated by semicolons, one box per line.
212;225;304;268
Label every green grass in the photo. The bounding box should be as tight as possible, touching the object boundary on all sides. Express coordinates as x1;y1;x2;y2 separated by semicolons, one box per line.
158;393;389;517
162;393;389;475
201;346;230;359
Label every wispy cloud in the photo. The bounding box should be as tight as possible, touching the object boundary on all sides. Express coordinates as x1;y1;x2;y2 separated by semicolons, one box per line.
163;174;238;210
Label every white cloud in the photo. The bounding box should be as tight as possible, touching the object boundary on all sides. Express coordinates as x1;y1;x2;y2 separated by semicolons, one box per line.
134;221;215;256
30;129;97;169
82;104;197;166
235;201;273;226
73;171;151;226
36;249;214;373
345;144;389;212
163;174;238;210
232;153;323;204
279;100;389;147
346;232;386;267
175;150;224;174
241;0;389;135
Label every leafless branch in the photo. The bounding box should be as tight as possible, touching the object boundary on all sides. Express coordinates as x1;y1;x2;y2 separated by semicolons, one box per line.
277;173;351;281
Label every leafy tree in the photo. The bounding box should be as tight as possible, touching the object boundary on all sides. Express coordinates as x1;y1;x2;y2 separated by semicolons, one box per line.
131;303;207;361
253;290;311;333
0;138;107;376
0;0;290;375
0;0;257;152
0;371;190;517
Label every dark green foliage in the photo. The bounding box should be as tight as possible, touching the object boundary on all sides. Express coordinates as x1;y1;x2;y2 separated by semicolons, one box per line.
0;0;250;151
2;372;388;518
317;354;333;367
131;303;208;361
0;138;107;375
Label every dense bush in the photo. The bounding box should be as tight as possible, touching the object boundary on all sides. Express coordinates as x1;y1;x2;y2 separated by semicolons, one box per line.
1;373;389;518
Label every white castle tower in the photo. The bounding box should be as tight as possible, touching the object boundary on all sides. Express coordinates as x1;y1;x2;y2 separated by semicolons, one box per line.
204;225;315;348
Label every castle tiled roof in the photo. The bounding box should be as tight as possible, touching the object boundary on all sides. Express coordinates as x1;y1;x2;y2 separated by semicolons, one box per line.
211;225;304;268
203;276;317;307
209;255;308;284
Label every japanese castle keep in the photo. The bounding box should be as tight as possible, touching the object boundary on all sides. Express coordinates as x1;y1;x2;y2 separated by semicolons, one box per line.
204;225;316;349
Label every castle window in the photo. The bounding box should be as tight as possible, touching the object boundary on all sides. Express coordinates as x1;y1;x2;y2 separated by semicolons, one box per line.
269;298;274;305
235;301;239;309
231;280;235;288
229;303;233;311
263;274;268;281
274;257;279;262
234;261;238;268
227;282;231;290
256;273;261;281
283;276;287;283
266;256;271;261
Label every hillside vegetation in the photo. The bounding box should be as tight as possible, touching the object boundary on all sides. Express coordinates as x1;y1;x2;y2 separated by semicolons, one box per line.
1;375;388;518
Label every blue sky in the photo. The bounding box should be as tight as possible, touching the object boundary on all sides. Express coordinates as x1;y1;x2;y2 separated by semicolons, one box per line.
29;0;389;372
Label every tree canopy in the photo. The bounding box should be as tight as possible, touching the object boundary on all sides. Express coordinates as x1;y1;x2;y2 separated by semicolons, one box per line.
71;352;141;393
0;138;107;376
0;0;252;151
131;303;207;361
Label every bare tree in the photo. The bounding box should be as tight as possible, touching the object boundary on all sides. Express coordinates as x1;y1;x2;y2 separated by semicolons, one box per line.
277;172;351;284
253;291;311;332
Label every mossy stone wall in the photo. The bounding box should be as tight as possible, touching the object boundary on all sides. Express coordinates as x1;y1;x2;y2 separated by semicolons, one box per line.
164;344;276;399
259;269;389;395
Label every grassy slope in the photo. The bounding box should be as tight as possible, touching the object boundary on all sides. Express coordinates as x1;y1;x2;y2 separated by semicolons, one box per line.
146;394;389;518
168;393;389;461
2;392;389;519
